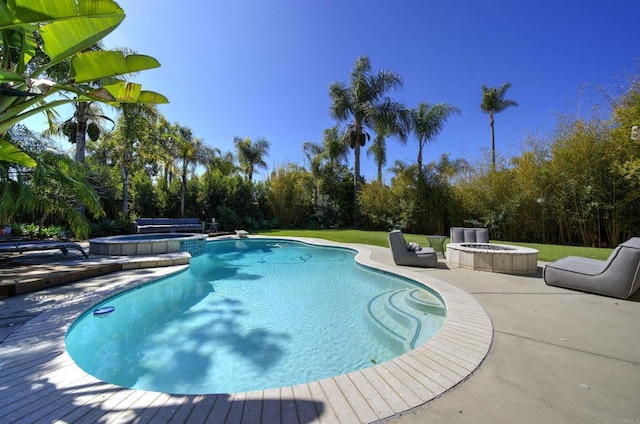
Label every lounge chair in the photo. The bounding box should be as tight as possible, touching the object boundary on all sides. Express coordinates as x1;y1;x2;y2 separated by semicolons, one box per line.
542;237;640;299
0;240;89;258
450;227;490;243
388;230;438;268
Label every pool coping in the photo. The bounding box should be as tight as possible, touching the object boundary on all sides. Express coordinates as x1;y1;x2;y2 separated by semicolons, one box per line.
0;236;493;423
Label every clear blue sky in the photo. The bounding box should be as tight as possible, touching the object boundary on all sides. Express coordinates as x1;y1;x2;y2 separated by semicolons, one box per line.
40;0;640;181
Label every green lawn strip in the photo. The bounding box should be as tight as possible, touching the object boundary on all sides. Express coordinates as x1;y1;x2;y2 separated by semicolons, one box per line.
255;229;613;262
497;241;612;262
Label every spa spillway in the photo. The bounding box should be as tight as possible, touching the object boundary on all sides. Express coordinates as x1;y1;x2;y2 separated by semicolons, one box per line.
446;242;538;275
89;233;207;256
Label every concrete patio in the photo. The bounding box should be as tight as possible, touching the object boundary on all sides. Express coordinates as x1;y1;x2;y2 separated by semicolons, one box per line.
1;239;639;423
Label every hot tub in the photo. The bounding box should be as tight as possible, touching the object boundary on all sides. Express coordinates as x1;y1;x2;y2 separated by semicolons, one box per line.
446;242;538;275
89;233;207;257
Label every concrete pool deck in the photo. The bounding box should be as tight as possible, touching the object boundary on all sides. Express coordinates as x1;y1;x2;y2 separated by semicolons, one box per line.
1;237;639;423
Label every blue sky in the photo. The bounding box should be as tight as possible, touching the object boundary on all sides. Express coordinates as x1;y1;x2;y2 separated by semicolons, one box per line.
38;0;640;182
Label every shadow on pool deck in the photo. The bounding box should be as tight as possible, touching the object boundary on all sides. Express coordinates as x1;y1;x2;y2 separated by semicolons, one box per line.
1;242;639;423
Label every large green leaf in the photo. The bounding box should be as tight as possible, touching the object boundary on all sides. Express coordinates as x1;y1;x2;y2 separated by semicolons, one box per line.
40;16;124;64
0;140;36;167
0;0;123;29
137;91;169;104
100;79;141;102
71;51;161;83
1;0;125;66
101;78;169;104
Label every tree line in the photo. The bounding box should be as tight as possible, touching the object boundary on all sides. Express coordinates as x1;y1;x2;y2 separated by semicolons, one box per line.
1;2;638;247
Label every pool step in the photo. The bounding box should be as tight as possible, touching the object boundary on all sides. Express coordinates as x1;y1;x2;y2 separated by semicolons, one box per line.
366;288;445;351
404;289;446;316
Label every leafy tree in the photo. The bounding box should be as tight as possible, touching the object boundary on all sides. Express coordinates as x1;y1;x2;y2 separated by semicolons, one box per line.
0;0;167;164
322;125;349;165
234;136;270;181
329;55;407;226
0;125;102;237
268;164;313;228
481;83;518;168
408;102;461;173
106;103;158;216
358;181;398;229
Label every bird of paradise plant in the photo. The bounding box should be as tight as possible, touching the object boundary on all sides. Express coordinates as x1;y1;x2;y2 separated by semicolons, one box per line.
0;0;168;166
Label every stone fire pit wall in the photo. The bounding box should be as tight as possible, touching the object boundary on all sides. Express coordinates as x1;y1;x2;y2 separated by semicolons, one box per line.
446;243;539;275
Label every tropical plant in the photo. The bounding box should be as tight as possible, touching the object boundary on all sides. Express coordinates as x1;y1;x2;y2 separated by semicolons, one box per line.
234;136;270;181
302;140;323;208
0;126;103;238
0;0;167;165
176;126;205;217
105;102;159;216
268;164;313;228
329;55;408;226
63;102;115;164
367;124;388;183
481;83;518;168
408;102;461;173
322;125;349;165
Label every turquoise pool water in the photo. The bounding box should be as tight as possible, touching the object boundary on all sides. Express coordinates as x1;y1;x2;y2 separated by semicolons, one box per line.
66;239;446;394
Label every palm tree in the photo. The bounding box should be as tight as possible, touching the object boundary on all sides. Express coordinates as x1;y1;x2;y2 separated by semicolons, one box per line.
176;126;205;217
112;103;158;216
409;102;461;174
204;148;236;176
329;55;407;226
302;141;324;208
367;127;388;184
234;136;270;181
322;125;349;166
481;83;518;168
152;117;180;185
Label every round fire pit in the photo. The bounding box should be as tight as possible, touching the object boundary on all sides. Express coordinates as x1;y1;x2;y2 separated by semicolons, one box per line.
446;242;538;275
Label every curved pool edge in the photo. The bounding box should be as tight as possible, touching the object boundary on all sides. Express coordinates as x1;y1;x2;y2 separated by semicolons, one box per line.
1;236;493;423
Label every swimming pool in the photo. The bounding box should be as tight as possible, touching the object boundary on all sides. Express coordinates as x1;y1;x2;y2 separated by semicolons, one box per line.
66;238;447;394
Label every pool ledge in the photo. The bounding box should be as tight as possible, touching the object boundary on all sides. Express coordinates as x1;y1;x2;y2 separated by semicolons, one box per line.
0;236;493;424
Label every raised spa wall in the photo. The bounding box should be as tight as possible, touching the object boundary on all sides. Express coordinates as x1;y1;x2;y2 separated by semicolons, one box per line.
446;243;539;275
89;234;207;256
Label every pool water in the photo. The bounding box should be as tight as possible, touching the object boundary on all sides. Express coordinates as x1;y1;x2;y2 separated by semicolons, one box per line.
66;239;446;394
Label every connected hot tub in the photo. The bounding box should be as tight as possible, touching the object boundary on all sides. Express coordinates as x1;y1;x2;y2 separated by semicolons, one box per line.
89;233;207;257
446;242;538;275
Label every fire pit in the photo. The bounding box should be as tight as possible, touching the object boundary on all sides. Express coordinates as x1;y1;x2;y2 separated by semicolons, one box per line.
446;242;538;275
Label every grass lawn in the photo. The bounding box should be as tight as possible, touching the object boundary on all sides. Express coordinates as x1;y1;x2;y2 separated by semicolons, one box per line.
255;229;614;262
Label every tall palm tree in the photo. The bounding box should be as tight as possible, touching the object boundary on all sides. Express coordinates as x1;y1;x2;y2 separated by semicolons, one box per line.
176;126;205;217
153;117;181;185
329;55;408;226
409;102;461;174
234;136;270;181
481;83;518;168
112;103;158;216
68;102;115;165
